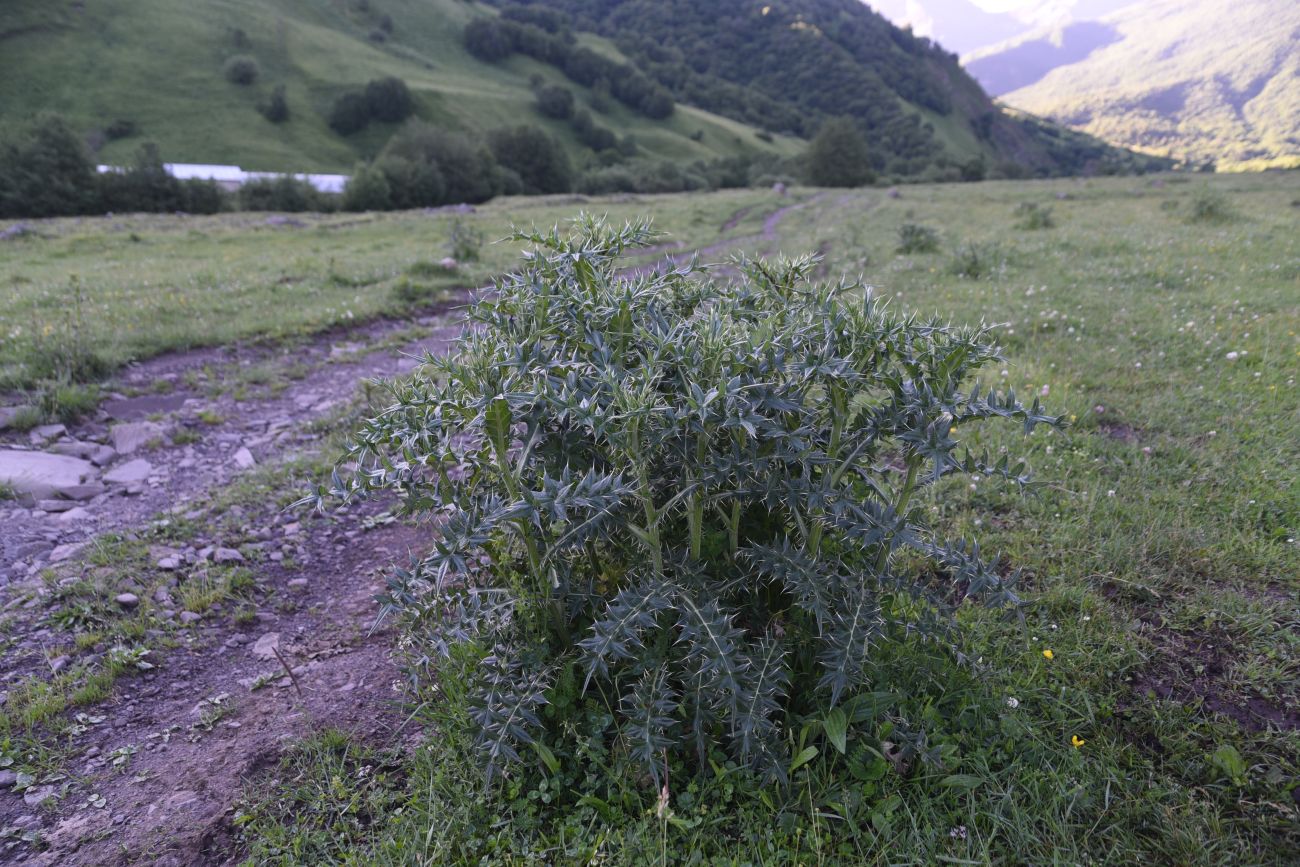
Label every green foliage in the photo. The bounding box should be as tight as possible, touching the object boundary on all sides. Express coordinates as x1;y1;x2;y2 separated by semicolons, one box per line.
1014;202;1055;230
341;163;393;212
449;219;483;262
533;83;575;120
0;114;100;218
896;222;940;254
325;216;1060;784
947;242;1004;280
327;92;370;136
463;17;513;62
364;76;414;124
223;55;260;86
383;123;501;205
805;118;874;188
259;84;289;124
488;125;572;195
239;176;328;212
1187;187;1235;223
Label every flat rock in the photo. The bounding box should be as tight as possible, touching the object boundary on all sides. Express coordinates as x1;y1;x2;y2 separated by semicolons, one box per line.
23;784;58;808
0;449;98;501
49;542;86;563
179;611;202;624
57;507;91;522
0;768;17;788
110;421;165;455
232;446;256;469
49;441;96;459
103;458;153;484
89;445;118;467
115;593;140;608
61;482;106;501
29;423;67;444
214;547;244;564
36;499;78;512
251;632;280;660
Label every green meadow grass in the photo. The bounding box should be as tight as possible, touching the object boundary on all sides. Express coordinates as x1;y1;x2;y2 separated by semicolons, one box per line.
0;188;790;390
3;172;1297;862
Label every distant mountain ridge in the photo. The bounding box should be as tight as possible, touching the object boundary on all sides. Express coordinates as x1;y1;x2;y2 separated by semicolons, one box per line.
994;0;1300;170
867;0;1299;171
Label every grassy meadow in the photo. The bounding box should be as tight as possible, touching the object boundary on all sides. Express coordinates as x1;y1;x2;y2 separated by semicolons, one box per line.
3;172;1298;862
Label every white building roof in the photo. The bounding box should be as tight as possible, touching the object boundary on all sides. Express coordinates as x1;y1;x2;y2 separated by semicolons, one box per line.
96;163;348;193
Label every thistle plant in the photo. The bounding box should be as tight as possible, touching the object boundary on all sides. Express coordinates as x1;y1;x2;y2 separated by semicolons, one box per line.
323;215;1060;784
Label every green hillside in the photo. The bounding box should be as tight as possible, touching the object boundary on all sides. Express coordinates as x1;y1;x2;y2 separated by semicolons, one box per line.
992;0;1300;171
0;0;802;173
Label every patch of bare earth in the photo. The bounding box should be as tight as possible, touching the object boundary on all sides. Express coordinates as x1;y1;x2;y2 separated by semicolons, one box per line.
0;299;469;864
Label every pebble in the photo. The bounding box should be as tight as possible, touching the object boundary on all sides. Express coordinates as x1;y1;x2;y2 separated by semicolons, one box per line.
232;447;256;469
179;611;202;624
115;592;140;608
287;578;309;590
157;557;181;571
0;768;18;788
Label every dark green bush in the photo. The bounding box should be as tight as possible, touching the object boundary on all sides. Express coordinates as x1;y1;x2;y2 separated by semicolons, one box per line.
488;125;571;195
323;217;1059;784
260;85;290;124
464;18;513;62
0;114;100;218
534;83;575;120
806;118;874;188
239;176;327;212
341;164;393;212
383;123;500;204
375;154;446;209
365;77;414;124
223;55;260;86
329;92;371;135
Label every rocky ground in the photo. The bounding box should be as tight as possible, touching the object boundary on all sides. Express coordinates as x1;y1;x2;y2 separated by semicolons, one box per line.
0;295;469;865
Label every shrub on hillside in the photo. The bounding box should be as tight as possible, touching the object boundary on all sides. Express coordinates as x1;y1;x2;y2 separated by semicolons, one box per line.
322;216;1060;784
570;109;617;152
534;83;575;120
329;92;371;135
488;125;571;195
223;55;260;86
260;85;290;124
464;18;513;62
365;77;414;124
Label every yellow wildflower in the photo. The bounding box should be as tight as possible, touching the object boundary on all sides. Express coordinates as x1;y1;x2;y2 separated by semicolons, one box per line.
1071;735;1086;749
1042;649;1054;660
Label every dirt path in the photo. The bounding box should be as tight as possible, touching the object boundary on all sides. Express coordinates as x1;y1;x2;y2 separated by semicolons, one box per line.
0;296;472;864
